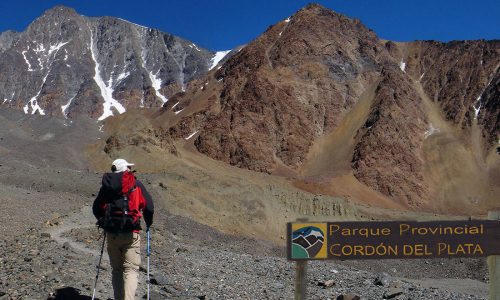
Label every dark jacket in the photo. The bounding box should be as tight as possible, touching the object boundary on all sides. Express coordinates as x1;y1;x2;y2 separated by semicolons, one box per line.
92;171;154;228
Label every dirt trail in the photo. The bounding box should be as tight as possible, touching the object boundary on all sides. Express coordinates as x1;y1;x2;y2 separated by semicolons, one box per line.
45;205;104;257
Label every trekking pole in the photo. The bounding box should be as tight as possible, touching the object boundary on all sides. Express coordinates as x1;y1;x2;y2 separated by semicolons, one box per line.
92;231;107;300
147;228;151;300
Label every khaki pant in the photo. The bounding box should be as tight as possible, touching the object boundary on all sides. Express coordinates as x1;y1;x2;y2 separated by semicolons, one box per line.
107;232;141;300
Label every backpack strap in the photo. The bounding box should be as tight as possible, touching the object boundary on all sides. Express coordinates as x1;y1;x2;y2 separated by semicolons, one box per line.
124;185;137;195
121;171;136;195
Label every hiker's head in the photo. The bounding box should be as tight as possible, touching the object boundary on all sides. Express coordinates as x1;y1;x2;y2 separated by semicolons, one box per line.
111;158;134;173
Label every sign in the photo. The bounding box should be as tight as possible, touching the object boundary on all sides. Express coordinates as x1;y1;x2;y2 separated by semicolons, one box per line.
287;220;500;260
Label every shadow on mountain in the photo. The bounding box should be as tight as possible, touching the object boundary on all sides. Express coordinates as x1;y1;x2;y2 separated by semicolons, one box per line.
47;287;94;300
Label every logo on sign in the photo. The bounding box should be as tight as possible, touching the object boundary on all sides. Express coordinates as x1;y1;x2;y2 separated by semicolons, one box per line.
291;223;327;259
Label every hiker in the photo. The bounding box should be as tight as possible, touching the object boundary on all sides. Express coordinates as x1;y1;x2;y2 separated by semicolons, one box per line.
92;158;154;300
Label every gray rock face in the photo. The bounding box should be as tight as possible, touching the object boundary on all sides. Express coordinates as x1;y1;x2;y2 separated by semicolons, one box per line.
0;5;215;119
0;30;20;51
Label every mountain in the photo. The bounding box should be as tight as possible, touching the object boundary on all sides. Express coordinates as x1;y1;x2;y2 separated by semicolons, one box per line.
98;4;499;214
0;6;225;119
0;4;498;214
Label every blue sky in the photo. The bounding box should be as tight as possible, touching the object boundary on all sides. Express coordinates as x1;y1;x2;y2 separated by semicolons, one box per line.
0;0;498;51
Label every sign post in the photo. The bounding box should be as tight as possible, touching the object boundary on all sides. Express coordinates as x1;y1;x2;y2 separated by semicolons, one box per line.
295;260;307;300
294;218;308;300
489;211;500;300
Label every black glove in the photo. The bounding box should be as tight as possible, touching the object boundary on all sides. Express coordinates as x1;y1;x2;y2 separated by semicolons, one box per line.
144;214;153;230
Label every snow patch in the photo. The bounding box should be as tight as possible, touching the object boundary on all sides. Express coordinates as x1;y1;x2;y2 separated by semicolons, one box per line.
25;71;50;115
22;50;34;71
99;125;104;132
419;73;425;81
191;43;201;51
147;70;168;103
89;28;125;121
37;56;44;70
424;124;440;139
285;17;291;23
473;94;483;120
61;94;76;118
116;71;130;84
399;60;406;73
209;50;231;70
117;18;148;30
48;41;68;57
174;108;184;115
185;131;198;140
474;103;481;120
34;43;46;53
26;97;45;115
171;102;179;110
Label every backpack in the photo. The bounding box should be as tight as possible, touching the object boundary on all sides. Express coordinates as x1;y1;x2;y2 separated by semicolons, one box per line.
102;171;143;233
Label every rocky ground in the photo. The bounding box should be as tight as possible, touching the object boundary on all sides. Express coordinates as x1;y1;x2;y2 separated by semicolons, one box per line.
0;111;491;299
0;159;490;300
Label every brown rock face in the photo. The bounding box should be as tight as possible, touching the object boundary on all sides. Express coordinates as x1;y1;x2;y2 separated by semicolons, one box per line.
351;69;428;208
478;68;500;147
403;40;500;135
108;4;500;212
194;4;384;173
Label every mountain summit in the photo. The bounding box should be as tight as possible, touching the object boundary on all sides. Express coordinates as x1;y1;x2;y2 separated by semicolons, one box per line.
0;5;216;119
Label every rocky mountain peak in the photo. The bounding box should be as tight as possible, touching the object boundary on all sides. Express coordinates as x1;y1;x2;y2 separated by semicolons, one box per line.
0;5;216;119
41;5;78;17
299;3;334;14
294;3;369;32
29;5;80;30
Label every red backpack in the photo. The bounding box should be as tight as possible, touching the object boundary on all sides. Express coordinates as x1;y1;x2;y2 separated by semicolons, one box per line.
102;171;145;233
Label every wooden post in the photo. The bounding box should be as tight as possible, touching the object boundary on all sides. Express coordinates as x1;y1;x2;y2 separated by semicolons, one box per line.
295;218;309;300
295;260;307;300
489;211;500;300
